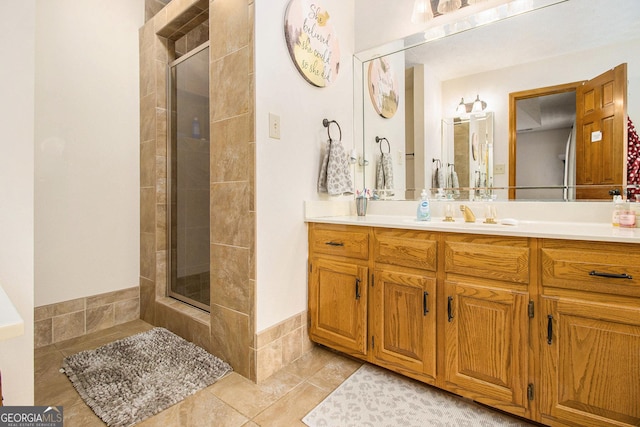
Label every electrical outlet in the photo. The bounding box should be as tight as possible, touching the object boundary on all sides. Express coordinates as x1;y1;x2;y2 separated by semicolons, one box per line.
269;113;281;139
494;164;506;174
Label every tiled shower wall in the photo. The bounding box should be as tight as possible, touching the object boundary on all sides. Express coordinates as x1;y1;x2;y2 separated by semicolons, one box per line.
139;0;219;355
140;0;312;383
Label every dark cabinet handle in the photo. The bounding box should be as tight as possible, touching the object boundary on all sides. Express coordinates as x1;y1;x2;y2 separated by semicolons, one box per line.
547;315;553;345
325;241;344;247
355;278;361;300
447;296;454;322
589;270;632;280
423;291;429;316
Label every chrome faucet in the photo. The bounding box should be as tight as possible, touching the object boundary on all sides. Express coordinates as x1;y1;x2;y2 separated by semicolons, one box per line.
459;205;476;223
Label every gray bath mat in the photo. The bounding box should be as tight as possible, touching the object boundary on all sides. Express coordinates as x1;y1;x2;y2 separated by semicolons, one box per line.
61;327;232;427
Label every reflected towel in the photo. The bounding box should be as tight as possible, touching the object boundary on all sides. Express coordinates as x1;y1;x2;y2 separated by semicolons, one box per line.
433;166;445;189
376;153;394;195
318;139;353;196
450;170;460;196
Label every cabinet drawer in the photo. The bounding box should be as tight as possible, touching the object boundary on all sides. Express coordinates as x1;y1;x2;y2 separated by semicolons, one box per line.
309;225;369;260
541;240;640;297
444;234;530;284
374;229;437;271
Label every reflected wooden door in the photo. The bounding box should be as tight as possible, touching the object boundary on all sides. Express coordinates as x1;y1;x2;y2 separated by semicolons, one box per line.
575;63;627;199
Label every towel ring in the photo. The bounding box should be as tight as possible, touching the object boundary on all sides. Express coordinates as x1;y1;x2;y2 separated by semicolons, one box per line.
375;136;391;154
322;118;342;142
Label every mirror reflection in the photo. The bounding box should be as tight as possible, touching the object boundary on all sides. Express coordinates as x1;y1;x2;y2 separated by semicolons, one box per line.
513;89;576;201
510;64;628;201
358;0;640;201
441;112;494;201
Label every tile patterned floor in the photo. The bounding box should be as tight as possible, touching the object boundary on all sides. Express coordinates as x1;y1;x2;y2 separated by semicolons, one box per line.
34;320;363;426
35;319;537;426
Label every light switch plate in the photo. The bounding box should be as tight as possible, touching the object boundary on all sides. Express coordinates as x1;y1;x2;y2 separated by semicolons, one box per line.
494;164;506;174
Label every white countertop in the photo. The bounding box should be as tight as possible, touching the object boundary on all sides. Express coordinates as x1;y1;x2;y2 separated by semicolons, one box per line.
0;285;24;341
305;214;640;243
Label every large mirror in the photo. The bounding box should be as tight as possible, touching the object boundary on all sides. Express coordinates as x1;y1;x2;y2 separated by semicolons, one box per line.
356;0;640;201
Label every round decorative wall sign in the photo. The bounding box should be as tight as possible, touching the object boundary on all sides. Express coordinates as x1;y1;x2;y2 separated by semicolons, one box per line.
368;58;399;119
284;0;340;88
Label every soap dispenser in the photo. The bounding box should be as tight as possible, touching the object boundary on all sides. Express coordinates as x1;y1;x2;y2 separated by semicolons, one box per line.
612;195;624;226
417;189;431;221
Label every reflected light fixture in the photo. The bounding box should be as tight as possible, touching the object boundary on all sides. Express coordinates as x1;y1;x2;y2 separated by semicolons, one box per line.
456;98;467;116
437;0;462;14
471;94;487;112
456;95;487;116
411;0;434;24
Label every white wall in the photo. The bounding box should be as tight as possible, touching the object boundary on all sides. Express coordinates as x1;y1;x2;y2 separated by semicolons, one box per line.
255;0;355;332
516;127;570;200
34;0;144;306
0;0;35;405
442;39;640;188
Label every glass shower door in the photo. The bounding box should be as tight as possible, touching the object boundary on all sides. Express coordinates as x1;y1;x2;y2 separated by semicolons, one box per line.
167;43;210;311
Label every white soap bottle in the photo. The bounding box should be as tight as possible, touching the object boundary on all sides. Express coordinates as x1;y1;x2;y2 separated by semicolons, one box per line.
612;195;624;226
417;189;431;221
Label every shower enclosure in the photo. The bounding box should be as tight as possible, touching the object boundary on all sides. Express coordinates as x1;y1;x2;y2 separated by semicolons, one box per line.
167;42;210;311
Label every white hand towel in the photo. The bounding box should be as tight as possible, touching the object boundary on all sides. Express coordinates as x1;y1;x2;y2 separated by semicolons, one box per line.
433;165;445;189
376;153;394;196
318;139;353;196
450;169;460;196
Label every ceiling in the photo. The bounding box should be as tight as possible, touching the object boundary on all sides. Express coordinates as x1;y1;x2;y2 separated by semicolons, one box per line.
516;91;576;132
404;0;640;80
399;0;640;133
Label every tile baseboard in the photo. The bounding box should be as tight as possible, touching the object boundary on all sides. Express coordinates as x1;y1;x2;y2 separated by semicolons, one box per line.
254;311;314;383
34;287;140;348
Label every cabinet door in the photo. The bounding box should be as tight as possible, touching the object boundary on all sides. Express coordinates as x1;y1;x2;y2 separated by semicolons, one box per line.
444;280;528;415
540;297;640;427
371;269;436;382
309;257;368;357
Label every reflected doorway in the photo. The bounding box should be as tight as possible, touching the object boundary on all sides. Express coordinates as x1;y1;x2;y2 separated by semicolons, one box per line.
509;64;628;200
515;90;576;200
167;42;211;312
509;82;581;200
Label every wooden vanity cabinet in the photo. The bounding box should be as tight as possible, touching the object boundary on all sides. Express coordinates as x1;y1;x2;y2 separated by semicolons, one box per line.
442;234;532;418
539;239;640;427
371;229;438;384
308;223;370;358
308;222;640;427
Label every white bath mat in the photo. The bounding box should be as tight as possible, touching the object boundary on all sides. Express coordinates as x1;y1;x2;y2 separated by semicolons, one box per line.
303;363;533;427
